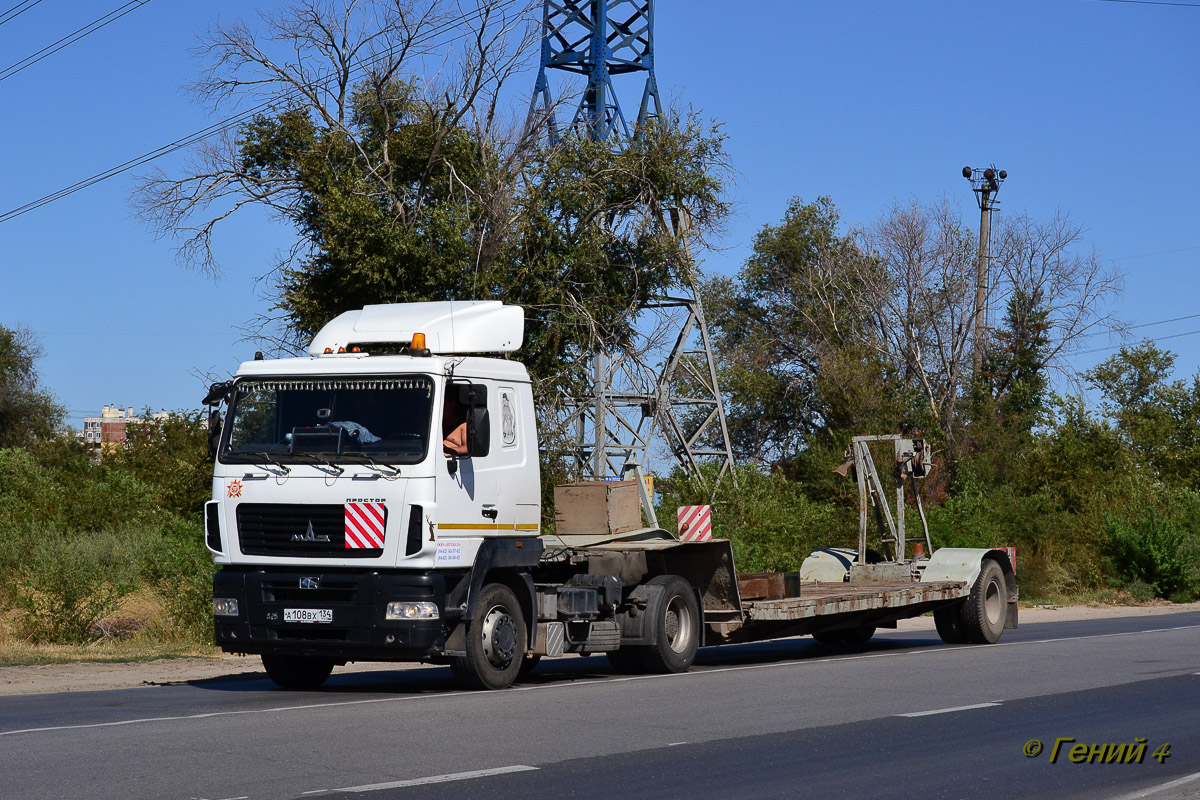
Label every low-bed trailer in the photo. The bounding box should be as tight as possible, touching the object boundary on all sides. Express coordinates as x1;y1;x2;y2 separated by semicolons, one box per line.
535;531;1016;661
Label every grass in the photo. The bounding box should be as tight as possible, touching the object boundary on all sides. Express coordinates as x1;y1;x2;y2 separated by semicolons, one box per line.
0;641;221;668
0;590;221;667
1017;587;1168;608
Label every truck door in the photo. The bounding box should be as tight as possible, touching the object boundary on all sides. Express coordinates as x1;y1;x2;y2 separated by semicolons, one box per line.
436;381;504;534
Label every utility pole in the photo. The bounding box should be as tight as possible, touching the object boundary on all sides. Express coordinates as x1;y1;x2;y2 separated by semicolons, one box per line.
962;165;1007;377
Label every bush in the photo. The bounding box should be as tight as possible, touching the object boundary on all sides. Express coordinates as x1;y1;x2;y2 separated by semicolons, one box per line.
139;518;217;643
1104;514;1199;602
657;465;853;572
11;530;140;643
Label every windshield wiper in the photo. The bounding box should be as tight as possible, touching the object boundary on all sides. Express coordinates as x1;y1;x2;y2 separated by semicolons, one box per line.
250;452;291;476
290;452;345;476
339;452;402;477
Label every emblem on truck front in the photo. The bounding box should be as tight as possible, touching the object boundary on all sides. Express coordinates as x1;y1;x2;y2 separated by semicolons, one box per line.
299;577;320;589
291;521;331;543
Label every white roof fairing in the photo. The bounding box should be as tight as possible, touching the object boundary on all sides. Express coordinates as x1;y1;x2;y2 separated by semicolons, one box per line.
306;301;524;356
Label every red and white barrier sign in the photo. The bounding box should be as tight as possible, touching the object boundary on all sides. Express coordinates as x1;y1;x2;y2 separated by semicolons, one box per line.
345;502;387;549
677;505;712;542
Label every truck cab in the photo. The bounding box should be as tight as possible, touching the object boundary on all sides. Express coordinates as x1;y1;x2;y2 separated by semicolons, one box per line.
205;301;544;687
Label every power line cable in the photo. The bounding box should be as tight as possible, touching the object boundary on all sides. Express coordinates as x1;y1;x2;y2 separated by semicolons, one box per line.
1081;312;1200;339
1090;0;1200;7
0;0;520;225
0;1;152;84
1107;244;1200;262
0;0;45;27
1079;328;1200;356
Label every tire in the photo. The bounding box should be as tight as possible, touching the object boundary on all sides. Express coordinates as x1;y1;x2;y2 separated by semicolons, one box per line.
839;626;876;644
451;582;527;690
811;630;842;644
963;559;1007;644
934;603;968;644
518;654;541;677
261;654;334;690
638;575;700;674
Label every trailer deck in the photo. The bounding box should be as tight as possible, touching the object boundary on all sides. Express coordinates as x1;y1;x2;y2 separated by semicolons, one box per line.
743;580;967;621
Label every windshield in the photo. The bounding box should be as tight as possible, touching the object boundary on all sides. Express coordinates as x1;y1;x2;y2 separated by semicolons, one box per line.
221;376;434;464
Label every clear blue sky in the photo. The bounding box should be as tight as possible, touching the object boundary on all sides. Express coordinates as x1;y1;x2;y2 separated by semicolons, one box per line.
1;0;1197;428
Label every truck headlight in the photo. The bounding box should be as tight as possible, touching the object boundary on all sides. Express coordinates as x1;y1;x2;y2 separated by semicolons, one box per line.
213;597;240;617
386;601;439;620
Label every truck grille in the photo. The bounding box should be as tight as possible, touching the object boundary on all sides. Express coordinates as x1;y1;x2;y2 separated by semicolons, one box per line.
260;575;360;604
236;503;382;558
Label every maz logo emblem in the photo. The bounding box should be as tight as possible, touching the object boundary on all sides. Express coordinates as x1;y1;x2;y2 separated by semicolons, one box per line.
291;521;331;543
299;577;320;590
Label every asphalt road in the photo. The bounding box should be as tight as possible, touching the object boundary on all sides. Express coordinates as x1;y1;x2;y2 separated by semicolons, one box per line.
3;613;1199;800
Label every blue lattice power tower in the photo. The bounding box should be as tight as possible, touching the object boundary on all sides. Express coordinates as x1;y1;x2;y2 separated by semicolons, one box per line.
529;0;661;141
530;1;735;511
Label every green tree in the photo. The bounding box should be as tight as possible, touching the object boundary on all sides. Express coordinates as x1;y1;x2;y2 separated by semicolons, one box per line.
1085;342;1200;488
103;410;212;518
137;1;730;404
0;324;64;448
982;289;1052;427
705;197;906;469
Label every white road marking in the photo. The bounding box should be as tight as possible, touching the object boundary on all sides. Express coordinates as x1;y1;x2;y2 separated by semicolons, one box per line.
896;702;1000;717
301;791;328;795
336;765;537;792
1106;770;1200;800
3;623;1199;738
667;742;688;746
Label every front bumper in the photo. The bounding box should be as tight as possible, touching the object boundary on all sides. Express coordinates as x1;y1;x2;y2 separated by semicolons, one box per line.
213;567;450;661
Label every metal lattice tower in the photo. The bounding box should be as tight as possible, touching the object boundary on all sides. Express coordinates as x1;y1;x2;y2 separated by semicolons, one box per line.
529;0;661;141
529;1;736;517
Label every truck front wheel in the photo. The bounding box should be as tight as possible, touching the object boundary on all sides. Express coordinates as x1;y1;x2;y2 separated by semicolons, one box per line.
451;582;527;690
261;654;334;690
638;575;700;674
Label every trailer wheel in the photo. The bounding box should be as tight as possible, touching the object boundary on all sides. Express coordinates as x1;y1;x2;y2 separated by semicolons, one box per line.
451;582;526;690
839;626;876;644
639;575;700;674
811;631;842;644
261;654;334;690
934;604;968;644
963;559;1006;644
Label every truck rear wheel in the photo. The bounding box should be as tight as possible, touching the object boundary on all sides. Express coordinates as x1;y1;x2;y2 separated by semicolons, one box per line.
451;582;526;690
934;603;968;644
963;559;1006;644
638;575;700;674
261;654;334;690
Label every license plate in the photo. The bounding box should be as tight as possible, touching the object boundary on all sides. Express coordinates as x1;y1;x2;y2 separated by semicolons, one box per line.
284;608;332;624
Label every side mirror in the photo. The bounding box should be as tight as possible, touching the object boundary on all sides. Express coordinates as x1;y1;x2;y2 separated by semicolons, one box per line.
466;405;490;457
202;381;232;406
207;409;222;459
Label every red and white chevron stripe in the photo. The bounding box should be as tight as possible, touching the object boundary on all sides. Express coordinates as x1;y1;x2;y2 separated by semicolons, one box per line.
345;502;387;549
677;505;712;542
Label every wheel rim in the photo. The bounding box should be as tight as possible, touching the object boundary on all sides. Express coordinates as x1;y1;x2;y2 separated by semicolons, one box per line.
664;594;693;654
481;604;517;669
984;577;1003;626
